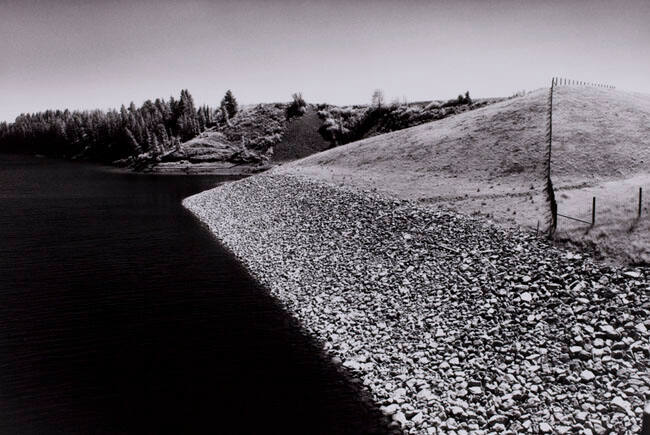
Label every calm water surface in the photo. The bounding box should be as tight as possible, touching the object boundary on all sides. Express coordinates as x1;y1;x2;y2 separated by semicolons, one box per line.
0;155;388;434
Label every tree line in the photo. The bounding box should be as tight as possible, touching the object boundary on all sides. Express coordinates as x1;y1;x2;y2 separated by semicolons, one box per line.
0;89;239;163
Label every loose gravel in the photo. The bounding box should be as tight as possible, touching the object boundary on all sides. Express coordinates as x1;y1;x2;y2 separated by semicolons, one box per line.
183;173;649;434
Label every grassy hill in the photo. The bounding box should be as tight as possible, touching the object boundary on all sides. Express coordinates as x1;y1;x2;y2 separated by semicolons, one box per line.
278;89;550;214
552;86;650;181
277;86;650;264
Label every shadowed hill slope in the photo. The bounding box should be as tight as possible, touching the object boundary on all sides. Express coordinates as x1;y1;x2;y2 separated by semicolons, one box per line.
272;107;331;162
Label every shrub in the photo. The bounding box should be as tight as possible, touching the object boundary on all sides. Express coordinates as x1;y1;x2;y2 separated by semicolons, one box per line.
286;92;307;119
440;91;473;108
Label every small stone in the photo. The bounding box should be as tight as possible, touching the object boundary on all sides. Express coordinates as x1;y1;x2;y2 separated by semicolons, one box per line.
520;292;532;302
445;418;458;430
451;406;464;416
343;360;361;370
592;347;605;357
570;280;586;292
539;422;553;433
580;370;595;381
435;327;446;338
487;415;507;425
599;324;620;339
623;271;641;279
569;346;591;360
593;338;605;348
469;386;482;395
381;404;399;415
411;412;424;424
575;411;588;422
417;389;434;401
393;411;407;427
611;396;632;414
635;323;648;334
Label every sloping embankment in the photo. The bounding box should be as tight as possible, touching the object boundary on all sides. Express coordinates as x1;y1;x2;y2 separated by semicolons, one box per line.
277;87;650;265
184;173;649;434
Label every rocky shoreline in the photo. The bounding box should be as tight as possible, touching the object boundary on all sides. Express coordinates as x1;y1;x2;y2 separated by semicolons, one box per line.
139;161;271;175
183;173;649;434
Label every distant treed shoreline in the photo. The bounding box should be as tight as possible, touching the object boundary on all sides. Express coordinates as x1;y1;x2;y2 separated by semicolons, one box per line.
0;89;231;163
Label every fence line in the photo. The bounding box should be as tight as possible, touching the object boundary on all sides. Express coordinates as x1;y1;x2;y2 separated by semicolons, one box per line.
552;77;615;89
556;188;645;229
543;75;639;238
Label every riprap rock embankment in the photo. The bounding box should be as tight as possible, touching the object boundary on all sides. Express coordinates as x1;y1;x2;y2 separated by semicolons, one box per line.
184;174;649;434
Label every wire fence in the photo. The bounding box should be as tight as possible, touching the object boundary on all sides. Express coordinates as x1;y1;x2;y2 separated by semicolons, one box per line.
541;76;649;237
555;186;647;230
552;77;616;89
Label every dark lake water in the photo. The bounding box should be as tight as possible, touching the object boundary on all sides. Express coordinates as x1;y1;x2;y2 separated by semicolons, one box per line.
0;155;388;434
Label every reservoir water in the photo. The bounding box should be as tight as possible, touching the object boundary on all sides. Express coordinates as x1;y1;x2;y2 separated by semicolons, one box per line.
0;155;388;434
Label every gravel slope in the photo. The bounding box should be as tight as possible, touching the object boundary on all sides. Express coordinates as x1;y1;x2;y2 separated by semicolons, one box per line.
184;174;649;434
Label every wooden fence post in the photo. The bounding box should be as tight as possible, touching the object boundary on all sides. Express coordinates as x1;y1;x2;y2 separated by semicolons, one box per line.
592;197;596;226
546;80;557;237
640;187;643;218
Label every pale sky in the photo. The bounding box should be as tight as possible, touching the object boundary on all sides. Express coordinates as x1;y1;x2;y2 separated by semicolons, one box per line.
1;0;649;122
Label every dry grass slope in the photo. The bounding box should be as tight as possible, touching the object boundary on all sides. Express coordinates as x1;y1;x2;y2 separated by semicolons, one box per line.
278;86;650;265
551;86;650;264
278;89;550;226
552;86;650;182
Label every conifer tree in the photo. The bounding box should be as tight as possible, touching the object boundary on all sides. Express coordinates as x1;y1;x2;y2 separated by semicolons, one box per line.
125;128;141;154
220;90;238;119
157;123;169;148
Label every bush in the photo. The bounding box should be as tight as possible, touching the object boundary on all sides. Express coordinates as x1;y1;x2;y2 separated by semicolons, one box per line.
441;91;472;108
286;92;307;119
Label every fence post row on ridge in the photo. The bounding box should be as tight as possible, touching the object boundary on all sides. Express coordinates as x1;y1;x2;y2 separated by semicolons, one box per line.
552;77;615;89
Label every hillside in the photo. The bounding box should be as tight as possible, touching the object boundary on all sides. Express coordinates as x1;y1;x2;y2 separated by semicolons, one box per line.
277;89;550;223
143;96;504;173
552;86;650;182
272;107;331;161
277;86;650;264
550;86;650;264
